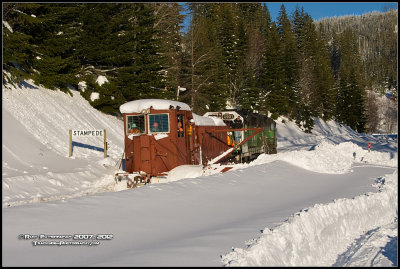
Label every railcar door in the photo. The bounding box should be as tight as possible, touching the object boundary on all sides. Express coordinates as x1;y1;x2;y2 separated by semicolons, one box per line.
176;113;189;165
125;114;147;173
148;113;171;175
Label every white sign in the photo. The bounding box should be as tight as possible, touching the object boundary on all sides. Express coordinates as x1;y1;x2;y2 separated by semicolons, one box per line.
72;130;104;137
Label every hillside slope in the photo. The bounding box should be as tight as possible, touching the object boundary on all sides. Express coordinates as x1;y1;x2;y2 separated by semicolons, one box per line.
2;79;125;207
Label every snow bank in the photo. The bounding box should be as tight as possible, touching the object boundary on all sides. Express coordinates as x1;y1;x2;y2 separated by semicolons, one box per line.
333;221;398;266
2;80;125;207
221;169;398;266
2;81;123;159
165;164;203;182
249;140;397;174
119;99;191;113
276;116;382;151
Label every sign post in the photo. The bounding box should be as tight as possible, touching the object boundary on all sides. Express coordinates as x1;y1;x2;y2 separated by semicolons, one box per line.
368;142;371;152
69;129;107;158
69;130;72;157
104;129;107;158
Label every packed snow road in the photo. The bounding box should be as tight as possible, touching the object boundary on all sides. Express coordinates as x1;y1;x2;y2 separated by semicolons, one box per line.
2;161;396;266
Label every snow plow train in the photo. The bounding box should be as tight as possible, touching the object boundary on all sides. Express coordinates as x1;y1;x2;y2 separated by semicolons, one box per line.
115;99;277;187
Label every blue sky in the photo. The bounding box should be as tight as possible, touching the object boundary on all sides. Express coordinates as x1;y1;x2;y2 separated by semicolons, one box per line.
265;2;398;21
180;2;397;31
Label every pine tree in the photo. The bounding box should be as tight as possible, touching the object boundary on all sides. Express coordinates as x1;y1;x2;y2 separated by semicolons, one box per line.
31;4;81;92
3;4;43;82
235;3;270;111
314;30;336;120
151;3;185;100
277;4;299;119
214;4;237;108
180;3;218;114
336;27;367;132
116;4;165;101
76;3;167;113
293;7;334;131
77;3;137;112
259;22;286;118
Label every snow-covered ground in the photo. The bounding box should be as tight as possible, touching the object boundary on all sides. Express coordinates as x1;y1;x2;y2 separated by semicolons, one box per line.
2;79;398;266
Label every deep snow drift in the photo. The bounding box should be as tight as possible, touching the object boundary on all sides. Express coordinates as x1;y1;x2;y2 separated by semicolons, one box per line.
2;78;125;207
221;170;397;266
2;79;398;266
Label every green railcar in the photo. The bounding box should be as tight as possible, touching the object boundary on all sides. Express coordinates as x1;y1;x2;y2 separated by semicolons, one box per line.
203;110;277;163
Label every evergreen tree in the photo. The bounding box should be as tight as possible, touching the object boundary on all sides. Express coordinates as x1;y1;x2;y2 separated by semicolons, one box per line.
236;3;271;111
214;4;237;108
230;11;249;109
3;4;82;91
3;21;34;83
31;4;81;92
336;28;367;132
180;3;218;114
116;4;165;101
292;6;333;131
277;4;299;119
151;3;185;100
3;4;45;82
77;3;140;112
314;30;336;120
259;22;286;118
77;3;166;112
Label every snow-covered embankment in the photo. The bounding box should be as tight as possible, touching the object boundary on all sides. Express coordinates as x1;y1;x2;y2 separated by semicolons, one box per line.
221;169;398;266
2;78;125;207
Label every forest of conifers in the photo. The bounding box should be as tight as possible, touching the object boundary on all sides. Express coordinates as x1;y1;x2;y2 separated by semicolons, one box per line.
2;3;398;133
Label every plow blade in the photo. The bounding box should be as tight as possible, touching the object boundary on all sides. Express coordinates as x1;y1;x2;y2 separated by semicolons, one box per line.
166;165;204;182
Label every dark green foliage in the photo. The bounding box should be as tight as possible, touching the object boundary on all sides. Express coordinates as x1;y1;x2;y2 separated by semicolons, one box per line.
151;3;186;100
335;28;367;132
316;9;397;93
314;32;336;120
3;3;39;81
3;3;392;133
277;5;299;118
3;29;34;82
3;3;169;114
84;77;125;116
116;4;165;101
260;22;287;115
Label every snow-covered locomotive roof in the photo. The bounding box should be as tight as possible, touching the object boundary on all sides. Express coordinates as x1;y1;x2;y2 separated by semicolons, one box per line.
193;113;226;126
120;99;191;114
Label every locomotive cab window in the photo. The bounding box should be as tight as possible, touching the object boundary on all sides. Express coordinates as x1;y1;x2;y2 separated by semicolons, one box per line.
149;114;169;133
177;115;184;137
127;115;146;135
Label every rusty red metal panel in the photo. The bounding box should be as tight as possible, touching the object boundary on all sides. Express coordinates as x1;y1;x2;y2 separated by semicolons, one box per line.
196;125;229;165
122;106;232;176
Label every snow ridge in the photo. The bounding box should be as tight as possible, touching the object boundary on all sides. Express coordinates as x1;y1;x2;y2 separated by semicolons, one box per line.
230;140;397;175
221;170;398;266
